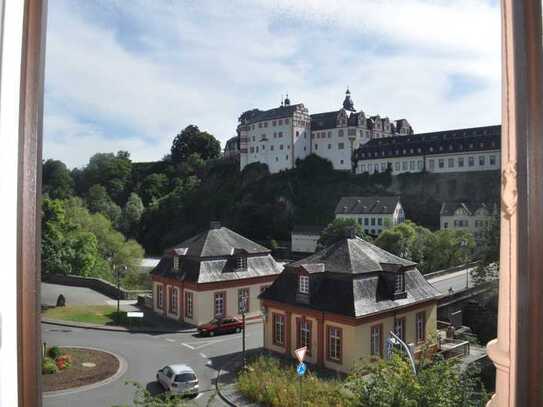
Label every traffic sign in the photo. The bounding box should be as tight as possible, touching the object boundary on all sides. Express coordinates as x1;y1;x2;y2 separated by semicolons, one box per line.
127;311;144;318
296;362;306;376
294;346;307;363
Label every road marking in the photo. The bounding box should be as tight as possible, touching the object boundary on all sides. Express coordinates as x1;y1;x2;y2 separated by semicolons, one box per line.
181;333;253;351
206;359;213;366
200;353;207;359
165;338;175;343
181;343;195;350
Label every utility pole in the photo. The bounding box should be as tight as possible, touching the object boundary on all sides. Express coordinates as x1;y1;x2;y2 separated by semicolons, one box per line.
116;265;127;324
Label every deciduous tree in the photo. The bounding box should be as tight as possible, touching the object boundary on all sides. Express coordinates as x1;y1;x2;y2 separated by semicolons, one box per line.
170;125;221;163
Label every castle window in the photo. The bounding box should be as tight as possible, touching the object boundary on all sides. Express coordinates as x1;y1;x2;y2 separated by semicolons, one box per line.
490;155;496;166
469;157;475;166
479;156;486;166
439;159;444;168
338;129;344;137
272;120;276;126
395;162;400;171
270;145;274;151
285;119;289;124
448;158;454;168
173;256;180;271
328;144;332;149
338;143;345;150
458;157;464;167
280;144;284;150
402;161;408;171
278;119;283;125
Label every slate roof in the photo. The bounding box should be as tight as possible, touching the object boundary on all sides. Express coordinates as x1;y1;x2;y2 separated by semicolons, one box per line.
168;226;270;258
288;237;415;274
224;136;239;151
354;125;501;161
440;202;497;217
335;196;400;215
310;111;340;131
152;225;282;284
260;237;441;318
238;104;303;125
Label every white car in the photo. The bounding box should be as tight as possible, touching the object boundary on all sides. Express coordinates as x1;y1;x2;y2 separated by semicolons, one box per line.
156;364;199;397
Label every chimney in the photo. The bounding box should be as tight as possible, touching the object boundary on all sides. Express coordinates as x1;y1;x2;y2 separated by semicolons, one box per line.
210;221;222;229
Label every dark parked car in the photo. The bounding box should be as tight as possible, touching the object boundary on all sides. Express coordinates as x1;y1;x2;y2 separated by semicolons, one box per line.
197;317;243;336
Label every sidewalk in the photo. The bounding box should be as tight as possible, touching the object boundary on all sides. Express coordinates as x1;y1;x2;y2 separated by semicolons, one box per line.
216;349;264;407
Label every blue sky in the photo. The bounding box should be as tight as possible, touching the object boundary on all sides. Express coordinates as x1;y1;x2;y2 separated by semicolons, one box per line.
44;0;501;168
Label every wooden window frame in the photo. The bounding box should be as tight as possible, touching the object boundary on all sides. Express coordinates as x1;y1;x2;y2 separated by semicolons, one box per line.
296;317;312;356
415;311;426;344
326;325;343;363
169;287;178;314
238;287;250;314
370;323;383;357
394;317;406;342
214;291;227;318
298;275;309;294
272;312;285;347
184;291;193;319
157;284;164;309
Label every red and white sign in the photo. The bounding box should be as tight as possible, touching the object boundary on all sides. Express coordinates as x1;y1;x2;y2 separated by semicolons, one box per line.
294;346;307;363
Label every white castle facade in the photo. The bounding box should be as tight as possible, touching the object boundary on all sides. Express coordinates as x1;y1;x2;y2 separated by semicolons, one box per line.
237;90;413;173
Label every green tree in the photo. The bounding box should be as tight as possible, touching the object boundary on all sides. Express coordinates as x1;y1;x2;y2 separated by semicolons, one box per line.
66;230;99;277
41;199;72;275
170;125;221;163
121;193;144;237
139;173;169;206
113;381;191;407
86;184;122;226
79;151;132;204
42;159;74;199
346;353;488;407
317;218;369;249
426;229;476;272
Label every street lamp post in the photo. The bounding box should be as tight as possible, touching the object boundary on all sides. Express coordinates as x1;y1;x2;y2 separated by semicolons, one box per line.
241;296;248;370
386;330;417;375
116;265;127;324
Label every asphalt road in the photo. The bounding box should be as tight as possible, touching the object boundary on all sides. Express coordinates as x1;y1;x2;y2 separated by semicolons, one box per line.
427;267;475;295
41;283;137;310
42;322;263;407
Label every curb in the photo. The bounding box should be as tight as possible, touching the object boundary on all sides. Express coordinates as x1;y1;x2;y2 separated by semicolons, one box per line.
43;346;128;397
215;355;240;407
42;317;263;334
41;319;198;334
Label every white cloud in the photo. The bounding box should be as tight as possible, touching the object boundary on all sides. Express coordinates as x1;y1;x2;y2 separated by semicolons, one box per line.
43;0;501;168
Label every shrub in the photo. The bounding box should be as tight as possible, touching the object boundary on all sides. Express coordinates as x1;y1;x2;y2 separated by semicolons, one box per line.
47;346;62;360
56;354;72;370
237;356;353;407
42;357;58;375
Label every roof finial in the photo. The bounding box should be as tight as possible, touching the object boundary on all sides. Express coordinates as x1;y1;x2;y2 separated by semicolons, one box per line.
280;95;284;107
346;86;350;95
284;92;291;106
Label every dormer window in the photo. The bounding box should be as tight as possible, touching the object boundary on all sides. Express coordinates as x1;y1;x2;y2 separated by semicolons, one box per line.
299;275;310;294
395;272;405;294
236;255;247;271
173;256;180;271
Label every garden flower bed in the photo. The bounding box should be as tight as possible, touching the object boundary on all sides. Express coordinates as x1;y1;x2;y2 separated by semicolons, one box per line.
42;347;119;392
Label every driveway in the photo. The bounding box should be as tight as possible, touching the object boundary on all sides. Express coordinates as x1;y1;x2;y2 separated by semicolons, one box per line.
41;321;263;406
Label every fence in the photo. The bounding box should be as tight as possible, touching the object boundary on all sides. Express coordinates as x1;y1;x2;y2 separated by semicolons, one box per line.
42;274;151;300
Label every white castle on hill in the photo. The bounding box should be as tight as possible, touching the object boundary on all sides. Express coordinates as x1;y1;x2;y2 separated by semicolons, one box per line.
236;89;413;173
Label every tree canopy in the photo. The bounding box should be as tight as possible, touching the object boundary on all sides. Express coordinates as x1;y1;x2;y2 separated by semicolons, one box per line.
347;353;488;407
42;159;74;199
170;125;221;163
317;218;370;249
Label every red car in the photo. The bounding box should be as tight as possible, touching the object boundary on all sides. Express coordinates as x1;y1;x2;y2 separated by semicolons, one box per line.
197;317;243;336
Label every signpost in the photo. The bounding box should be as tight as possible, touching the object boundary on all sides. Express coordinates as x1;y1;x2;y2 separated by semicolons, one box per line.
294;347;307;407
127;311;144;329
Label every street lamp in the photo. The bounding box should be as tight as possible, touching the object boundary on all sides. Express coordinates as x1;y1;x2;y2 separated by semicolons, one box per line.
241;295;248;370
386;331;417;375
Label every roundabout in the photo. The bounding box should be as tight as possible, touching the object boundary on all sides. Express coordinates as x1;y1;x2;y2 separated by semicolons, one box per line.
43;346;127;398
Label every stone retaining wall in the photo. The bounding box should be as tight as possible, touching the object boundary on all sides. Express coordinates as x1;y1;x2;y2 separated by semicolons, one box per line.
42;274;151;300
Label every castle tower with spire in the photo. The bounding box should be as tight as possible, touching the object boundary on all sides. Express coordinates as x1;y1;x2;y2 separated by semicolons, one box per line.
236;89;413;173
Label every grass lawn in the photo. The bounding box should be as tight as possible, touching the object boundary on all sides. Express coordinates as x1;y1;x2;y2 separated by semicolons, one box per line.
42;305;118;325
